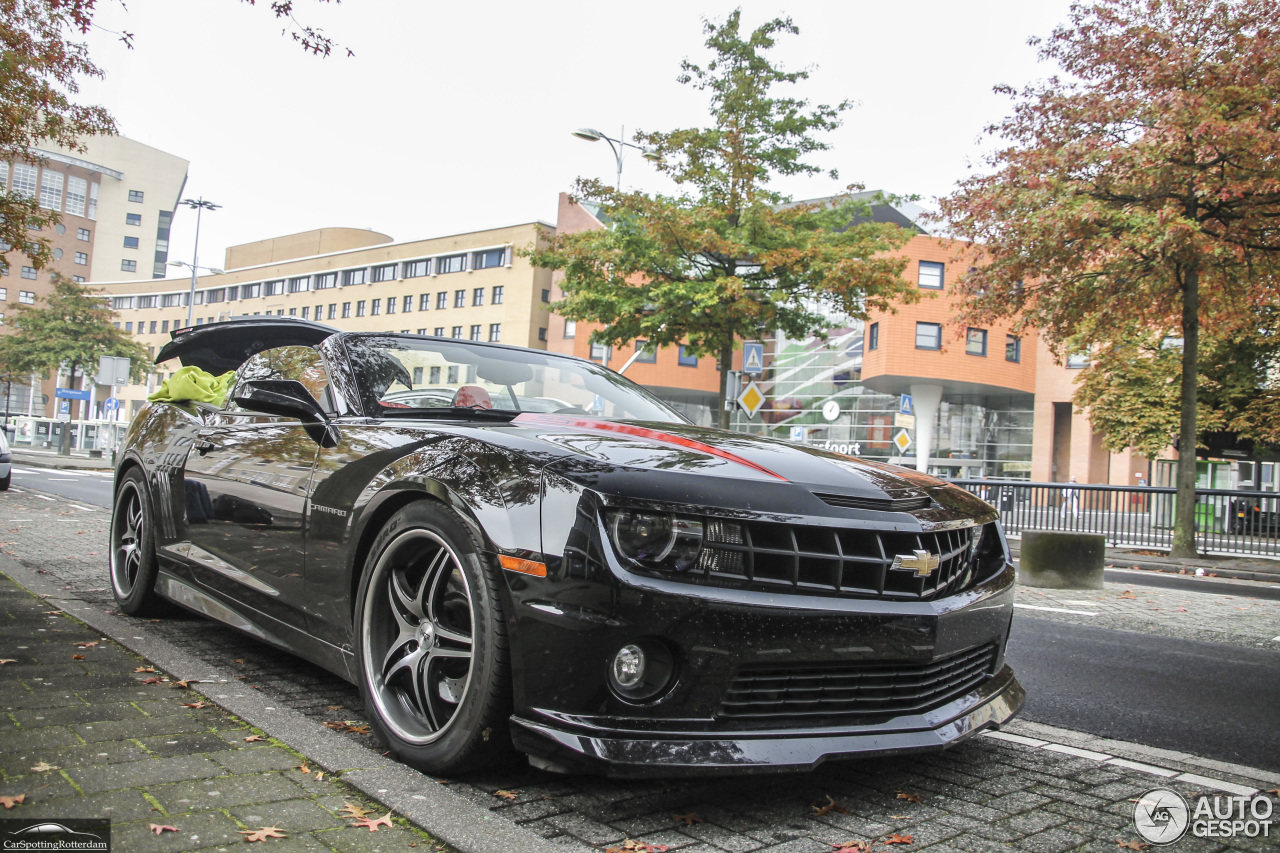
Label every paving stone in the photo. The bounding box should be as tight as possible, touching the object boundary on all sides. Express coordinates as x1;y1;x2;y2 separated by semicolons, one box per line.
110;811;246;852
0;739;148;775
70;753;227;794
137;731;235;757
152;771;308;812
232;797;350;832
14;787;163;822
0;725;80;752
12;702;145;727
545;811;627;844
1017;825;1092;852
72;713;210;741
212;745;306;774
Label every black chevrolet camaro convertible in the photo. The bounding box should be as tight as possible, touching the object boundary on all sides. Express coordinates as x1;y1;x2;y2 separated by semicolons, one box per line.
111;317;1024;777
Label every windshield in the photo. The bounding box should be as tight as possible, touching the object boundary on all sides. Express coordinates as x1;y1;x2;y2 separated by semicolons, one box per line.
341;334;687;423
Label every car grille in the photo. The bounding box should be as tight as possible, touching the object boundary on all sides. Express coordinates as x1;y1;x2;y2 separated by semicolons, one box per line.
659;519;1001;601
719;644;998;720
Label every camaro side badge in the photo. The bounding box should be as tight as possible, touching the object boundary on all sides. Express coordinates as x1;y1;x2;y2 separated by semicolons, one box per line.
891;549;940;577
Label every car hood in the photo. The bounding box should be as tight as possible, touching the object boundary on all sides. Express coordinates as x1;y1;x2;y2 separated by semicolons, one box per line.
504;413;967;512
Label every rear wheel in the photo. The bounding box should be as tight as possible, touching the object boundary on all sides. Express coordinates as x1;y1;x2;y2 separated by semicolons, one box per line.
355;501;512;774
109;469;167;616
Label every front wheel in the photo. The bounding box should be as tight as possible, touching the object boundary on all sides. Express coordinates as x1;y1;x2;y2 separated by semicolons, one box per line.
354;501;512;774
109;468;167;616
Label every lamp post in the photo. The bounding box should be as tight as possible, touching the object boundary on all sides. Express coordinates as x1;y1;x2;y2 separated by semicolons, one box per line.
178;197;221;326
571;127;664;189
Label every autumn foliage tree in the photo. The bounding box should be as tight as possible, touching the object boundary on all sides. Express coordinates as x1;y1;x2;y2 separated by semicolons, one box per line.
939;0;1280;556
529;10;916;428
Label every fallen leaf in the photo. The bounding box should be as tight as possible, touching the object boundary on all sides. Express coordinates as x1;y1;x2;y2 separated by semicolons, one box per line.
896;791;923;804
323;721;347;730
75;641;99;648
884;834;913;845
243;735;266;743
182;701;208;709
142;677;165;685
171;679;199;689
890;815;911;819
338;803;375;820
345;724;371;734
71;654;85;660
134;666;156;673
606;842;671;853
0;660;16;666
0;795;25;809
829;843;872;853
239;826;287;842
493;790;519;801
297;763;311;774
1267;788;1280;800
1116;842;1148;851
42;611;61;615
326;705;343;711
149;824;178;835
351;812;394;832
812;795;848;816
673;813;703;826
30;762;58;772
315;771;325;781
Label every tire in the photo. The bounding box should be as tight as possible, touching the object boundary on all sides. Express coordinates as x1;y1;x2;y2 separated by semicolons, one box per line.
0;471;9;491
109;468;167;616
355;501;512;775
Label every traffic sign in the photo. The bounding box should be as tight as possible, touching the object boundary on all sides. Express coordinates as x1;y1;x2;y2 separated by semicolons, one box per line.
894;412;916;430
737;381;766;419
743;342;764;375
104;396;120;412
55;387;91;401
893;430;913;453
899;394;914;416
789;426;805;442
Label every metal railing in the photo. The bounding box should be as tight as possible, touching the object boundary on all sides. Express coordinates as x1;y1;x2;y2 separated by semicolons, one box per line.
951;479;1280;558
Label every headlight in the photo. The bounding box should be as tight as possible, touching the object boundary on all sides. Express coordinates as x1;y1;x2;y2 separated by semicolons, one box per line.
607;510;703;572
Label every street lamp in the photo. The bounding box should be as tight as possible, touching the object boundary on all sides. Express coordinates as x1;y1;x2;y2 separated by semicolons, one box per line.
178;197;221;326
571;127;664;189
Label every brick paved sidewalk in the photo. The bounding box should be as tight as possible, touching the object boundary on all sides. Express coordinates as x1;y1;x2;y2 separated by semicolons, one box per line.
0;571;448;852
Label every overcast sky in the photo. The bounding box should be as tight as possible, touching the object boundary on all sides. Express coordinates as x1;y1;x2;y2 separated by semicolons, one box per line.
78;0;1074;272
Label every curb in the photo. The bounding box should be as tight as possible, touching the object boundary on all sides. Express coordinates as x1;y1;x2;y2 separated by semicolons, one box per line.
10;451;114;472
1008;540;1280;585
0;553;564;853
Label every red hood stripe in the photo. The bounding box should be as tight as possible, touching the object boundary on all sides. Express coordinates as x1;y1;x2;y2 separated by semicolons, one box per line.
514;413;787;481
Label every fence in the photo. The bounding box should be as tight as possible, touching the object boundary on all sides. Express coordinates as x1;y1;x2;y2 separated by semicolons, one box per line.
4;417;130;456
951;479;1280;558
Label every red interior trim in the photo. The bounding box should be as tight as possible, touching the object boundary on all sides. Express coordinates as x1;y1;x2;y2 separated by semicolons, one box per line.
514;413;787;481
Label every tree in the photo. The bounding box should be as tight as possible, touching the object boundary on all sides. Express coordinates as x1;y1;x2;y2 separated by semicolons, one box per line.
1;0;347;273
7;276;150;450
938;0;1280;557
0;334;38;426
529;10;916;428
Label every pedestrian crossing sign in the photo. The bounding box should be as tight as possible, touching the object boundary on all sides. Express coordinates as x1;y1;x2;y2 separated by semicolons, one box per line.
900;394;913;416
743;342;764;375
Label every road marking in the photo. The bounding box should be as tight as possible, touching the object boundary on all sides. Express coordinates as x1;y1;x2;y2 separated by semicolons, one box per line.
1043;743;1113;761
68;504;95;512
983;731;1049;748
34;495;55;501
1173;772;1259;797
1014;603;1098;616
46;477;79;481
1106;758;1179;778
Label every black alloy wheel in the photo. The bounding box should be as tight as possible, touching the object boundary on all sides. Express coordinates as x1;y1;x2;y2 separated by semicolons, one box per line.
355;501;511;773
109;468;166;616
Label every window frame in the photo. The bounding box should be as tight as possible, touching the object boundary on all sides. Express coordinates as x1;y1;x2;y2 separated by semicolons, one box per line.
918;261;945;290
915;321;942;350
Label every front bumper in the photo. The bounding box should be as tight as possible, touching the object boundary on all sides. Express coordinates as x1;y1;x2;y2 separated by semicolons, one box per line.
511;664;1024;777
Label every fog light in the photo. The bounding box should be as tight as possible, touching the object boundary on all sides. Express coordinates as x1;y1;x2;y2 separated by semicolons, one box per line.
611;644;646;688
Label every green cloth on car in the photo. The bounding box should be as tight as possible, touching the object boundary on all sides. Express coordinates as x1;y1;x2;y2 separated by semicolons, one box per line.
147;366;235;406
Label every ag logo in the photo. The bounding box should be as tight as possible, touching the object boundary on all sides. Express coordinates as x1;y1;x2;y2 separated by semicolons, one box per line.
890;549;940;578
1133;788;1190;844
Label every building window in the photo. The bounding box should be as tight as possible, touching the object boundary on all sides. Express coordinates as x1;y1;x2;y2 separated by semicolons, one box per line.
119;259;138;272
437;254;466;274
474;248;505;269
466;324;479;341
39;170;63;210
372;264;397;282
341;302;351;318
126;212;142;226
535;327;545;341
678;346;698;367
1005;335;1021;363
125;321;133;332
265;280;285;296
451;325;463;339
0;288;5;300
123;236;139;249
541;288;550;303
65;177;87;217
77;227;90;241
20;266;36;280
965;328;987;356
454;290;465;308
491;285;504;305
72;275;85;283
19;290;35;304
161;320;169;333
309;273;333;290
302;306;310;319
328;304;337;320
343;268;367;287
371;299;382;316
11;164;37;198
206;288;225;304
564;319;576;339
128;189;144;203
354;300;366;317
385;297;395;315
74;251;87;265
403;259;429;278
404;295;413;313
918;261;945;289
288;277;309;293
437;292;447;310
589;342;607;361
1066;351;1090;368
868;322;879;351
473;287;484;306
915;322;942;350
112;296;133;309
434;327;444;337
161;293;183;307
634;340;657;363
137;295;156;308
224;287;238;301
489;323;501;342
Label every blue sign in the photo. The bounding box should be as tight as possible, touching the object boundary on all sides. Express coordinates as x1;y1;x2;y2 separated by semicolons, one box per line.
55;387;91;401
743;342;764;375
899;394;914;416
104;396;120;412
59;399;70;415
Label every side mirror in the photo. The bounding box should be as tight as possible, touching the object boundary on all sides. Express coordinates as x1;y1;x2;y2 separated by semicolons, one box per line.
233;379;338;448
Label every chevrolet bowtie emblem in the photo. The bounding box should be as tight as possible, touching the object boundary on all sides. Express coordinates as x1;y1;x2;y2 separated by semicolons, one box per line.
891;549;940;577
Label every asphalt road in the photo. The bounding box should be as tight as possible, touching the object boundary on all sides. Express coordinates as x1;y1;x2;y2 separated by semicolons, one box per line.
1006;617;1280;774
9;464;114;508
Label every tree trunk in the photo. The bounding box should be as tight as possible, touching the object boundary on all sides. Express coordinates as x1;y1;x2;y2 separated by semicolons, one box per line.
57;363;77;456
1169;263;1199;558
717;338;734;430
